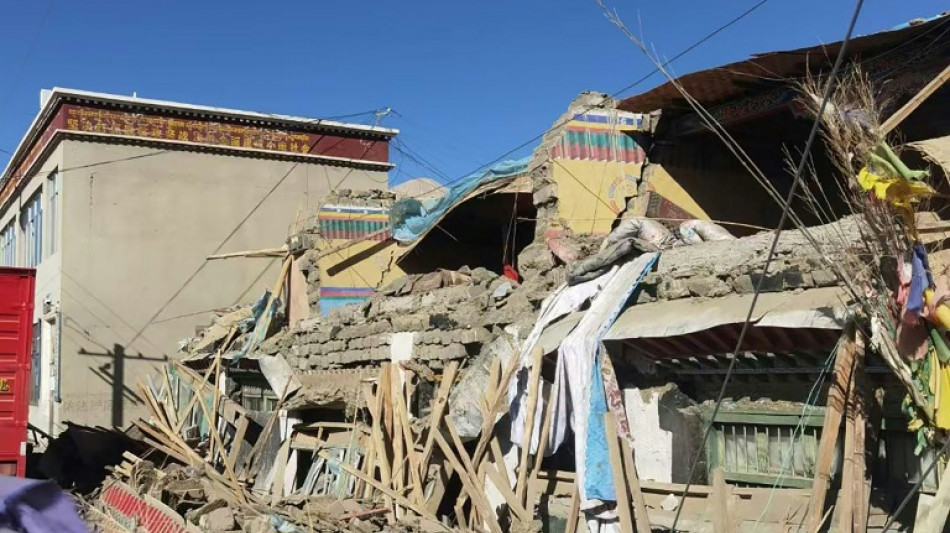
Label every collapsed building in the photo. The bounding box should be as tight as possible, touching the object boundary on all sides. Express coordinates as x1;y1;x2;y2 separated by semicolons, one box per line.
81;12;950;533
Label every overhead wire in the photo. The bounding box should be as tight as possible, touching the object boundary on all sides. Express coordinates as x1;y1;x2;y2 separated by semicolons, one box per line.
126;127;337;346
663;1;866;529
367;0;778;209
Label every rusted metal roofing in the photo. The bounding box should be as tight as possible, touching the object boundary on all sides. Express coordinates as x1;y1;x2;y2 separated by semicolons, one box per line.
618;13;950;113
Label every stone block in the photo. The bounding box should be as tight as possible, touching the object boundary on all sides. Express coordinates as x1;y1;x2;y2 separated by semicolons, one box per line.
659;279;690;299
686;276;731;298
732;274;755;294
444;343;468;359
782;268;806;289
458;327;491;344
378;296;416;315
811;269;837;287
391;314;428;332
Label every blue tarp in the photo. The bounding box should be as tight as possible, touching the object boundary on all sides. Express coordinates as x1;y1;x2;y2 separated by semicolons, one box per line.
390;156;531;243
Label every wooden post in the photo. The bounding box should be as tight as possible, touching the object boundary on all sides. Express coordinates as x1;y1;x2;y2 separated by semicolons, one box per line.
851;334;870;533
515;347;544;505
603;412;634;533
418;362;458;480
806;328;858;531
619;436;652;532
881;64;950;135
565;485;581;533
711;467;733;533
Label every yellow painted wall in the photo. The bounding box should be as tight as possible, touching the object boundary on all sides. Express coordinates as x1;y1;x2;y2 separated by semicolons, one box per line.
552;159;642;235
547;109;650;235
645;164;709;220
317;239;405;291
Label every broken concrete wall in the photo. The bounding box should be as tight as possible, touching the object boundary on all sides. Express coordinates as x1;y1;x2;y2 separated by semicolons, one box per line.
294;189;405;317
259;267;540;375
623;384;704;484
634;215;860;303
526;92;656;255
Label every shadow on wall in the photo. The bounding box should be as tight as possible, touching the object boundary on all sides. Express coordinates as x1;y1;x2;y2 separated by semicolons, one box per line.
77;343;166;428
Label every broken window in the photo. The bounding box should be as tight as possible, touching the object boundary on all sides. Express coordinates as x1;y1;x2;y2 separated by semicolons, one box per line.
240;383;278;412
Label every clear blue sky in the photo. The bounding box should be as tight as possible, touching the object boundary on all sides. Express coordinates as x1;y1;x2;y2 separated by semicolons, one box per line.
0;1;945;186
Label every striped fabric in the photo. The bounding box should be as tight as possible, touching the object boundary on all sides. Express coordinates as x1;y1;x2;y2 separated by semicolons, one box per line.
317;204;391;241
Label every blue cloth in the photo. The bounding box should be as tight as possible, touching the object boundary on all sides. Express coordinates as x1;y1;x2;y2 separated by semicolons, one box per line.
0;476;88;533
583;353;616;502
908;244;930;315
390;157;530;243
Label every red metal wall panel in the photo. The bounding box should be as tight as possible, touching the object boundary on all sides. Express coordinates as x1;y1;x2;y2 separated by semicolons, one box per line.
0;267;35;477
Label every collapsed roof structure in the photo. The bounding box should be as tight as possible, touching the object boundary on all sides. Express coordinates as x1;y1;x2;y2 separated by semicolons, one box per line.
79;12;950;533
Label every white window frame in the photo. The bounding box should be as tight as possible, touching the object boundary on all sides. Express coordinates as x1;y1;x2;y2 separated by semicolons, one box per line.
21;192;42;268
0;221;15;266
47;170;58;256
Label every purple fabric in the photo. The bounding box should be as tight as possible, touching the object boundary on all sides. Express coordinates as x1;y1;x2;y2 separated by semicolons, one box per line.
0;476;88;533
908;244;929;315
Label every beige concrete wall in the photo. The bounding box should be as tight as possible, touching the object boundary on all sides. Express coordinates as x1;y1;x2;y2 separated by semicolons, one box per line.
57;140;387;428
0;146;67;435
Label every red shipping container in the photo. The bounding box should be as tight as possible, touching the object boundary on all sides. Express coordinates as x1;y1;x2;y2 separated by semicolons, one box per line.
0;267;35;477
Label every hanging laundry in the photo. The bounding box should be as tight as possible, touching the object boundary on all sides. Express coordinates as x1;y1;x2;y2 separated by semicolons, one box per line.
584;353;615;502
508;272;616;455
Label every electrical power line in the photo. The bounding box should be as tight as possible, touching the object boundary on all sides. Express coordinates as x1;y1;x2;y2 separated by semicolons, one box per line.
379;0;777;204
669;1;866;530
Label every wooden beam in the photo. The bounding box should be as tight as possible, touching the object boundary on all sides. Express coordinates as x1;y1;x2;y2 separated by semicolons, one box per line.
418;362;458;480
361;382;393;515
806;329;858;531
881;64;950;135
316;450;447;528
527;378;556;515
603;412;634;533
619;434;653;533
565;486;581;533
515;347;544;504
434;431;503;533
711;467;732;533
228;415;250;473
850;335;869;533
207;246;288;260
393;375;426;505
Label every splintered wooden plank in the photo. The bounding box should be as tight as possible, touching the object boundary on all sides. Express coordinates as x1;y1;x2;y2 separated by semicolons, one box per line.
418;362;458;481
806;329;857;531
515;347;544;504
603;411;634;533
